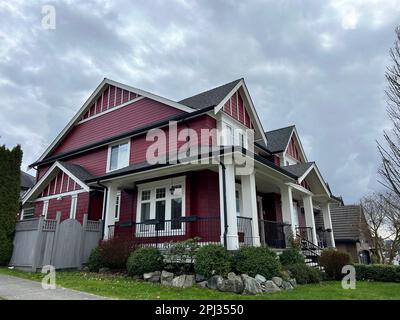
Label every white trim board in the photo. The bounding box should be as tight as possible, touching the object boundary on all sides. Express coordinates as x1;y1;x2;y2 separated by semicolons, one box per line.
283;127;308;163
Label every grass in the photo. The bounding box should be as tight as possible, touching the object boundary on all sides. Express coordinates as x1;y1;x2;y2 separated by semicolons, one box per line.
1;267;400;300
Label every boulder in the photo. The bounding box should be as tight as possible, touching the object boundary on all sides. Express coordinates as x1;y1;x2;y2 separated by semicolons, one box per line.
272;276;283;287
144;271;161;283
172;275;195;288
241;274;263;295
255;274;267;284
81;266;90;272
161;270;174;286
217;272;244;294
207;275;223;290
197;281;208;288
195;274;206;282
289;278;297;288
281;281;294;290
99;267;110;274
263;280;281;293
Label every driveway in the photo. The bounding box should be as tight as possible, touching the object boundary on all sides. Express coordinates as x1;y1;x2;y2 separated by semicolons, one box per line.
0;274;109;300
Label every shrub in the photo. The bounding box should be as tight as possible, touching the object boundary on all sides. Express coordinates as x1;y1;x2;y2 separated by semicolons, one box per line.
233;246;281;279
87;247;103;272
319;249;352;280
279;248;305;266
0;234;13;266
98;237;137;269
194;244;232;278
127;247;164;276
286;263;321;284
355;264;400;282
165;238;200;273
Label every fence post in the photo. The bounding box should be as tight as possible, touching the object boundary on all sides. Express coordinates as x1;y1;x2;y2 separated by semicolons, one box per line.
31;216;45;272
50;212;61;268
79;214;88;269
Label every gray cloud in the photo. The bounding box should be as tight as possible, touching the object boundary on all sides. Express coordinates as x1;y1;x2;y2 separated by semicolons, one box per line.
0;0;399;203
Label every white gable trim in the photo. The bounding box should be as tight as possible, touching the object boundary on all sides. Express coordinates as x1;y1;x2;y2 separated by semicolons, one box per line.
297;163;330;196
283;127;308;163
22;161;89;205
213;79;268;147
34;78;196;164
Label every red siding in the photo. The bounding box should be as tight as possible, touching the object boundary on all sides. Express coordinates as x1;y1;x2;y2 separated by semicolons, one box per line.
52;98;185;156
287;136;301;162
222;90;252;128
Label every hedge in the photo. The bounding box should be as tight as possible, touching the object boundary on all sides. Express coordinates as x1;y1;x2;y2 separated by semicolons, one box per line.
319;249;352;280
355;264;400;282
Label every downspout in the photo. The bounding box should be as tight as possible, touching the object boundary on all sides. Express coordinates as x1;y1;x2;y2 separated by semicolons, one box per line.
218;160;228;250
97;181;108;240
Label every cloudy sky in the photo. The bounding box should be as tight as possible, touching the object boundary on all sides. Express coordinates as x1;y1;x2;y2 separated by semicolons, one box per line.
0;0;399;203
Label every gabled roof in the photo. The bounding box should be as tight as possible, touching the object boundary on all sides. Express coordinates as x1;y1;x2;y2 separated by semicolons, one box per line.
263;125;295;153
284;162;314;178
179;79;242;110
20;171;35;190
58;161;94;182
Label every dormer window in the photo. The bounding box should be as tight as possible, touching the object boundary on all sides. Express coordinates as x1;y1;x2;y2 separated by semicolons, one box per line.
108;141;130;172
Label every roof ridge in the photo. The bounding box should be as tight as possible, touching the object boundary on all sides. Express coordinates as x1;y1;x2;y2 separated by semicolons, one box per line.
265;125;295;134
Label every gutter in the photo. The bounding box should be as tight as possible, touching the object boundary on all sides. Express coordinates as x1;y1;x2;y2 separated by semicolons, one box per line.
218;157;228;250
97;181;108;240
29;105;215;168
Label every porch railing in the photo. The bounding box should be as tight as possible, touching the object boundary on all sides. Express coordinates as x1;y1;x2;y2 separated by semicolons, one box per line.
259;220;288;249
295;226;313;244
237;216;253;246
109;216;221;248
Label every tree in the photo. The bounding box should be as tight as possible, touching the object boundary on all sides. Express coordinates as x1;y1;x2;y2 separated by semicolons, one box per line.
0;145;23;265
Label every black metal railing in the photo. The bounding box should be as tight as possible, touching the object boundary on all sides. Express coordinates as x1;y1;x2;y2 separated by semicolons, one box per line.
259;220;288;249
237;216;253;246
110;216;221;248
316;228;329;248
295;226;314;244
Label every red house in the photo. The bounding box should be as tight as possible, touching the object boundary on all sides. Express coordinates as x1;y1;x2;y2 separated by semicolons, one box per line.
22;78;337;251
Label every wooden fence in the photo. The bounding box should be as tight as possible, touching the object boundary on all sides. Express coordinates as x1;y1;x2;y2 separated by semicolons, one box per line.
9;212;103;272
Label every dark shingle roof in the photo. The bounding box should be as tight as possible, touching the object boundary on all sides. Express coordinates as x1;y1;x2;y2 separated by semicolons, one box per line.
283;162;314;178
20;171;35;189
179;79;242;110
330;205;364;241
260;125;295;153
59;161;95;182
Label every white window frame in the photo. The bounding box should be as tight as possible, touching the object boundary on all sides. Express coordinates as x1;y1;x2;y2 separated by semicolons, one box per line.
115;191;121;222
21;207;35;220
136;176;186;237
70;195;78;219
107;139;131;173
42;200;49;219
219;114;248;148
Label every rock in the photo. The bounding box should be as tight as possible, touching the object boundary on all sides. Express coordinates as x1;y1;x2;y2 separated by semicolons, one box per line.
195;274;206;282
241;274;263;295
144;271;161;283
99;267;110;274
81;266;90;272
263;280;281;293
197;281;208;288
272;276;283;287
255;274;267;284
217;272;244;294
207;275;224;290
289;278;297;288
281;281;294;290
172;275;195;288
161;270;174;286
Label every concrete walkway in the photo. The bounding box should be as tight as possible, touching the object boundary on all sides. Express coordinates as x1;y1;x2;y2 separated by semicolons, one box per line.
0;274;109;300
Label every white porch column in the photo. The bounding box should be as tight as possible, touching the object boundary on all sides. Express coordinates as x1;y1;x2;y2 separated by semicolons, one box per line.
321;202;336;248
303;195;318;246
219;163;239;250
241;172;260;246
103;184;118;240
280;185;296;235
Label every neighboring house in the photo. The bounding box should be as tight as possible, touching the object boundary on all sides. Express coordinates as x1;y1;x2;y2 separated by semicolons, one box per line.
330;203;372;264
22;78;338;251
20;171;36;220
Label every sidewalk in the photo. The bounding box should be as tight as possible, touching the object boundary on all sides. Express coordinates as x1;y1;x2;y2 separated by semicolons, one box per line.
0;274;109;300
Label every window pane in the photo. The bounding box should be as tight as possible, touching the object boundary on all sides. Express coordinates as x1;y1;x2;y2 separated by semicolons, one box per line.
141;190;151;201
235;190;240;214
110;145;119;171
172;185;182;197
226;126;233;145
155;200;166;230
171;198;182;229
23;208;35;219
115;194;120;219
118;143;129;168
140;202;150;222
156;188;166;199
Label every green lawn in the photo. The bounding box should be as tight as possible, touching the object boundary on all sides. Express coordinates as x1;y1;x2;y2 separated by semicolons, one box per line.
1;267;399;300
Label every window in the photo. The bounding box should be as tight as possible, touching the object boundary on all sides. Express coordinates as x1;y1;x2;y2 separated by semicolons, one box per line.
108;141;130;171
137;178;185;235
22;208;35;220
70;195;78;219
115;191;121;221
226;125;234;145
42;200;49;219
